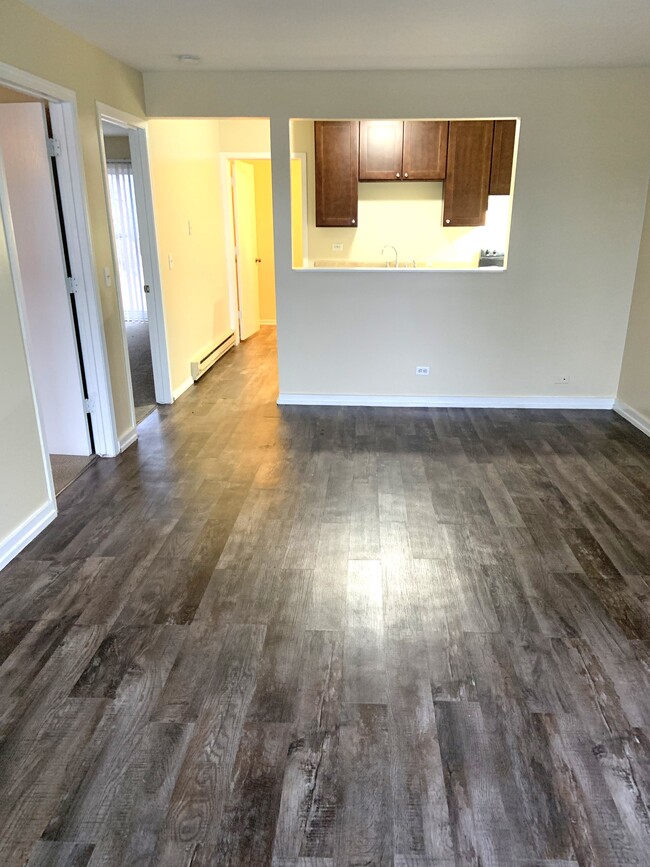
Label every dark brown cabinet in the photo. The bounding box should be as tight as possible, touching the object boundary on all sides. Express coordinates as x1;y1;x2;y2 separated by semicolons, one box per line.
359;120;448;181
402;121;448;180
359;120;403;180
315;120;359;227
443;120;494;227
490;119;517;195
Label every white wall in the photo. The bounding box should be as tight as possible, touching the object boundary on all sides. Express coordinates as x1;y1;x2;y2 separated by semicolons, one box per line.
0;103;90;456
145;68;650;402
617;177;650;429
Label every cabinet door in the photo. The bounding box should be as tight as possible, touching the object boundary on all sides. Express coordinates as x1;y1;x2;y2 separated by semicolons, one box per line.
490;119;517;195
359;120;403;180
402;121;448;180
443;121;494;227
315;121;359;227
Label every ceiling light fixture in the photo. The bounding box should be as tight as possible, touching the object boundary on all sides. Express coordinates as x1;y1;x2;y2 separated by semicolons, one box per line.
177;54;201;64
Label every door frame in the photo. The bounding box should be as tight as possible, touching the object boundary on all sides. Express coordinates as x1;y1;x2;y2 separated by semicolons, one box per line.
97;103;173;428
0;61;120;457
219;151;308;342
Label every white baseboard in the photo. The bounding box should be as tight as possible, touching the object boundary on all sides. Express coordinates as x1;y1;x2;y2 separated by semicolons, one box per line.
119;427;138;452
277;393;615;410
173;376;194;401
0;498;57;572
260;319;277;326
614;399;650;438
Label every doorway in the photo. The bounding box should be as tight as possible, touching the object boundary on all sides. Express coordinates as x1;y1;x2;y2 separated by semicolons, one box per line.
98;107;172;432
226;154;306;342
0;88;95;495
102;120;155;424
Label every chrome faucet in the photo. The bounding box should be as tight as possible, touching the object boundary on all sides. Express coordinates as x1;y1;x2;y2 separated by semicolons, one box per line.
381;245;398;268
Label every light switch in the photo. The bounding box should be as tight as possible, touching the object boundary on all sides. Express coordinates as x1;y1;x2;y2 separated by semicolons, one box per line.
168;254;174;270
103;266;112;288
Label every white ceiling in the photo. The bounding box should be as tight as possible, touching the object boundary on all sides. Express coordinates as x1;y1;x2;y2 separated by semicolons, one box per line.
23;0;650;72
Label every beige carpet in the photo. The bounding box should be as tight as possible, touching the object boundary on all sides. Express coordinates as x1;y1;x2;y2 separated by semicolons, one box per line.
50;454;96;495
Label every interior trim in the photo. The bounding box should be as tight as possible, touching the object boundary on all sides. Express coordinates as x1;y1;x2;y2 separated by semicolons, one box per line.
0;499;57;571
614;399;650;438
277;393;616;409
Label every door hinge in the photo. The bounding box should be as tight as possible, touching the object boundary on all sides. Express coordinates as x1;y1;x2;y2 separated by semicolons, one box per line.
233;246;238;258
47;137;62;158
83;397;95;414
237;310;242;320
66;276;78;295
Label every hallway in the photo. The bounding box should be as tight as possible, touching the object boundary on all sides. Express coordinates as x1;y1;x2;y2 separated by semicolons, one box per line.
0;326;649;866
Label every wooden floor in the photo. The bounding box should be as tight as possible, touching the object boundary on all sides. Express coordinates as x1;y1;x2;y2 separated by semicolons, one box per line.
1;326;650;867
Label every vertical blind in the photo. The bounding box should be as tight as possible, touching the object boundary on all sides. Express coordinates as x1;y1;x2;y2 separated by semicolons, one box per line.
107;162;147;321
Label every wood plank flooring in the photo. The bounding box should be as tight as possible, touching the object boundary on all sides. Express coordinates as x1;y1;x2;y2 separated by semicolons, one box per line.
1;326;650;866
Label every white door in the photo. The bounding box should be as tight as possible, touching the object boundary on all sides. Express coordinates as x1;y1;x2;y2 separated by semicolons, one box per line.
0;103;91;456
232;161;260;340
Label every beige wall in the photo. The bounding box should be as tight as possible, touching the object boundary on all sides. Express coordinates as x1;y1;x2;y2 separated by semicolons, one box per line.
146;68;650;400
291;118;511;269
147;119;231;393
0;0;145;561
617;177;650;426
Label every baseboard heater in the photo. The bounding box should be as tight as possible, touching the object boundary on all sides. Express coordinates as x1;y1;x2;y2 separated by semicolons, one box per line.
190;331;235;381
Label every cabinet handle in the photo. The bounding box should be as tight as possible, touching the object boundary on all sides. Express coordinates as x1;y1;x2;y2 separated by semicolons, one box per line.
351;219;356;224
404;172;409;178
445;219;451;224
396;172;401;178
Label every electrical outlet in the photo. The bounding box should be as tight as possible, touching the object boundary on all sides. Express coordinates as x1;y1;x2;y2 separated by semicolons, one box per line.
555;375;570;384
332;243;343;252
416;366;430;376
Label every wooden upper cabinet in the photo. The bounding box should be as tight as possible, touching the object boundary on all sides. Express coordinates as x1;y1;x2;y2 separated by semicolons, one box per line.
490;119;517;195
359;120;404;181
359;120;448;181
315;121;359;228
402;121;448;180
443;120;494;227
359;120;403;180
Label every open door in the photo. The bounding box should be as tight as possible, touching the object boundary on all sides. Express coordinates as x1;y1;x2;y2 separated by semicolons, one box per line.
0;102;91;458
232;161;260;340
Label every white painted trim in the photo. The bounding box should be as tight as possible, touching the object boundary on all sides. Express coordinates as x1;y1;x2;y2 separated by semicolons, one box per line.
50;101;118;456
0;61;75;103
97;105;173;419
614;399;650;438
260;319;277;325
119;427;138;452
173;376;195;400
277;393;616;409
0;500;58;572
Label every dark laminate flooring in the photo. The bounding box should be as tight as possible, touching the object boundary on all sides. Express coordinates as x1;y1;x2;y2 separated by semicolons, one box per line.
1;326;650;866
125;320;156;422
